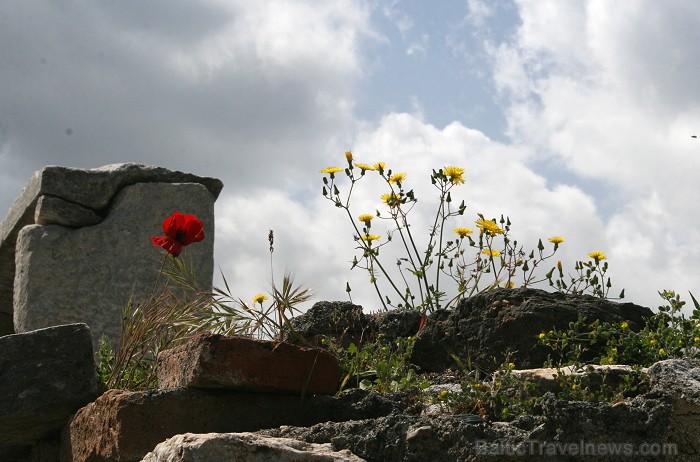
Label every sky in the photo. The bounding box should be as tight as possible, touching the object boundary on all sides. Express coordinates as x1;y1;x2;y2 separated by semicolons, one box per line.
2;0;699;314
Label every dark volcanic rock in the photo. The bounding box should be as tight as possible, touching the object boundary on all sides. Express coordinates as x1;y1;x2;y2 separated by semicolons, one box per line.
263;393;677;462
412;288;654;373
288;301;369;346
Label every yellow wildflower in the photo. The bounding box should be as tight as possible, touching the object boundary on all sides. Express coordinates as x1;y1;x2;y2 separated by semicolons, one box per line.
453;227;473;237
345;151;353;162
355;163;377;171
358;214;375;223
252;293;268;304
482;249;501;257
620;322;629;329
389;172;407;184
694;337;700;343
538;332;546;339
443;166;466;184
360;234;381;242
381;192;402;207
650;339;658;346
587;251;607;261
548;236;565;244
475;218;504;235
374;161;386;172
320;167;343;174
659;348;667;356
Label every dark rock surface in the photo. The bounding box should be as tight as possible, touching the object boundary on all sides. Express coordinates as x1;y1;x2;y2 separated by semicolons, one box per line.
263;394;676;461
0;323;97;461
412;288;654;372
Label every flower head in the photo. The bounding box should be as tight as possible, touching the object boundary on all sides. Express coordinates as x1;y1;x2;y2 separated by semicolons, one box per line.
374;162;386;172
360;234;381;242
381;192;402;207
355;163;377;171
389;172;407;184
475;218;504;235
253;293;268;304
453;227;473;237
620;322;629;330
358;214;375;223
548;236;565;244
320;167;343;174
587;251;607;261
344;151;353;162
151;212;204;257
482;249;501;257
443;166;466;185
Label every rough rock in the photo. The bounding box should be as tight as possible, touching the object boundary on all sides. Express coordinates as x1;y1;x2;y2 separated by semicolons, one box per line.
13;182;215;351
647;359;700;456
140;432;366;462
412;287;654;372
0;163;223;336
61;388;407;462
0;324;97;460
157;333;341;395
263;393;680;462
288;301;369;347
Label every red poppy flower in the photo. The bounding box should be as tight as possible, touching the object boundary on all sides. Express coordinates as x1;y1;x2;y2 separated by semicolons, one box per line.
150;212;204;257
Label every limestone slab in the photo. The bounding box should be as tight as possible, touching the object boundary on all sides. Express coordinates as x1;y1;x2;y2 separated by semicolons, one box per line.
140;432;366;462
13;182;215;351
1;163;223;336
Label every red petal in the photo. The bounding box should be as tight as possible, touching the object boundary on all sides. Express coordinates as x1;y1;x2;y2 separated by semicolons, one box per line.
179;215;204;245
150;236;182;257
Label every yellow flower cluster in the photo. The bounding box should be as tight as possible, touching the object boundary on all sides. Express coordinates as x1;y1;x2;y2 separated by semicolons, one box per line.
475;218;504;235
588;251;607;261
443;166;466;184
252;293;268;304
453;227;473;237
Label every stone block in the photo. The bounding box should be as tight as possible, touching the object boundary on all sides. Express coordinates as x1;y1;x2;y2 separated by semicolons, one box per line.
13;181;215;351
34;195;102;227
157;333;340;395
0;324;97;453
61;387;399;462
0;163;223;336
140;432;366;462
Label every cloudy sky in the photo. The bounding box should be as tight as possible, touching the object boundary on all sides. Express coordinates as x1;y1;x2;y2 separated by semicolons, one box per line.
2;0;699;313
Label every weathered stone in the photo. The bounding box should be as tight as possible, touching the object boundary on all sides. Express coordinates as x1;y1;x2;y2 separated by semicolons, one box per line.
510;364;645;395
61;388;406;462
647;359;700;456
412;287;654;372
288;301;368;347
263;392;681;462
13;182;216;351
140;432;366;462
34;195;102;227
157;333;341;395
0;163;223;336
0;324;97;455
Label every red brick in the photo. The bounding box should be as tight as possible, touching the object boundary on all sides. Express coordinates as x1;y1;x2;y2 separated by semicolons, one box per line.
157;333;340;395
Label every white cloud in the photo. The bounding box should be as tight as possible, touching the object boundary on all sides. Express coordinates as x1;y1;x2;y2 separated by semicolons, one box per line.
487;0;700;308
